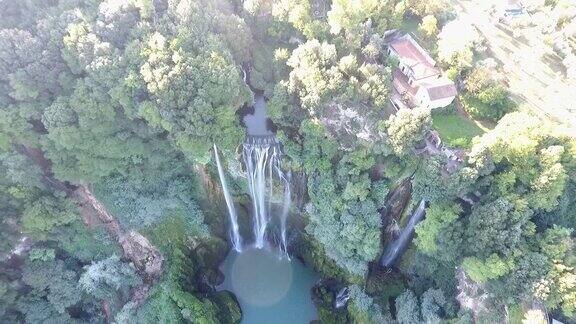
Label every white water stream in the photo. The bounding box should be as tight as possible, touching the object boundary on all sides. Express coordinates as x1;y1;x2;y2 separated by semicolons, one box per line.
214;144;243;252
214;88;292;257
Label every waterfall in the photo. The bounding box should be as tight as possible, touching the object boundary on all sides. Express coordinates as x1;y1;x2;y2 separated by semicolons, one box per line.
243;143;270;248
215;65;292;257
214;144;243;252
334;287;350;309
243;138;291;257
380;199;427;268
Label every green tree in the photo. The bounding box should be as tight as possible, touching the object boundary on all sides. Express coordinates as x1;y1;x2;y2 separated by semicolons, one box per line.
286;39;343;112
395;289;421;324
462;254;513;283
403;0;453;18
22;259;81;314
419;15;439;39
327;0;400;44
139;31;249;163
79;255;141;301
540;263;576;317
421;288;446;323
415;203;461;255
21;196;77;241
348;285;391;323
384;107;431;156
412;156;474;203
271;0;328;39
468;112;575;213
462;67;515;121
484;252;547;307
538;225;572;261
121;217;225;323
437;19;480;70
464;198;532;257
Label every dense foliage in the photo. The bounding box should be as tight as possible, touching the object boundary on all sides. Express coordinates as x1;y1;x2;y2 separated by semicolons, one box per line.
0;0;248;322
1;0;575;323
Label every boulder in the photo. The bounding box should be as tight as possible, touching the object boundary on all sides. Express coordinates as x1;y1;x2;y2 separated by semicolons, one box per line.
212;290;242;324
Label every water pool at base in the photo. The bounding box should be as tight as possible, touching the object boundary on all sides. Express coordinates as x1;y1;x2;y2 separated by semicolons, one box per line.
219;247;319;324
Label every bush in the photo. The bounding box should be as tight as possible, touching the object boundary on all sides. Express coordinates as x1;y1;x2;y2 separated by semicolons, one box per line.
462;67;516;122
461;92;514;122
431;102;457;115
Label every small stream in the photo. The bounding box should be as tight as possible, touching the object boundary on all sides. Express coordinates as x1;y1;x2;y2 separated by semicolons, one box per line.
243;95;273;136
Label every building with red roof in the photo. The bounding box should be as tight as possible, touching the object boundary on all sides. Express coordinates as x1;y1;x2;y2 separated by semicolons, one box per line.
388;34;457;110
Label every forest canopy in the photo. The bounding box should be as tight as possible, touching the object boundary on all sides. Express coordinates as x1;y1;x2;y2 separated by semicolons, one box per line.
0;0;575;323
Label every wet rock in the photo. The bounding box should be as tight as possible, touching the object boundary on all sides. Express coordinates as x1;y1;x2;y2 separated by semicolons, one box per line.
366;266;404;295
207;269;225;287
382;178;412;225
188;236;229;293
189;236;228;270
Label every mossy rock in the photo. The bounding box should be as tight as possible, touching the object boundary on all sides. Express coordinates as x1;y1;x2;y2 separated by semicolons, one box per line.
212;291;242;324
189;236;228;270
206;269;225;287
311;279;337;308
294;234;353;282
235;200;253;242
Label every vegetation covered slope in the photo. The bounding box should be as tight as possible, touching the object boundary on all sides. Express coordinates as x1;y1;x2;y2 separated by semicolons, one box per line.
0;0;249;322
0;0;575;323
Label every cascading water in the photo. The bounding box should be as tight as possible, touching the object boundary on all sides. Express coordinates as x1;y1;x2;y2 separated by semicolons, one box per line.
215;138;292;257
242;137;292;258
214;144;243;252
380;199;427;268
243;142;270;248
214;65;292;257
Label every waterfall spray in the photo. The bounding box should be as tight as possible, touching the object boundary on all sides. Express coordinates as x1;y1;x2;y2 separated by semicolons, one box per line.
243;144;269;248
243;137;291;256
214;144;243;252
380;199;426;268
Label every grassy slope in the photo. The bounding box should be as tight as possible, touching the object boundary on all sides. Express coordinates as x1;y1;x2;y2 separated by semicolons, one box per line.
432;111;485;148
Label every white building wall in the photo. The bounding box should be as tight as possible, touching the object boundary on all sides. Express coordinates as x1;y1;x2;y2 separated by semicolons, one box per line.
415;88;456;109
428;96;456;109
412;75;440;87
415;87;429;107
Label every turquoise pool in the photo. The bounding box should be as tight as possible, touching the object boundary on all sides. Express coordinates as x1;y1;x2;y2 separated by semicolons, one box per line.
219;247;319;323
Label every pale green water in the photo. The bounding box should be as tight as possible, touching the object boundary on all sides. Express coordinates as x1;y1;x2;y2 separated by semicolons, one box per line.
220;247;319;324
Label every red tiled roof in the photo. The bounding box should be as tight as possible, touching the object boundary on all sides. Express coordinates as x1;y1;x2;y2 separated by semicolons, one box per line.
390;37;439;80
391;40;424;65
427;83;457;101
390;37;435;66
392;69;418;96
